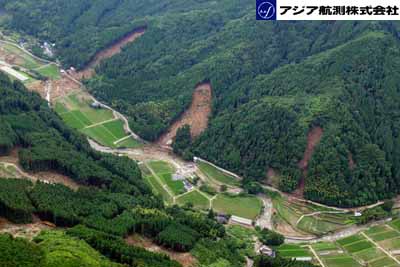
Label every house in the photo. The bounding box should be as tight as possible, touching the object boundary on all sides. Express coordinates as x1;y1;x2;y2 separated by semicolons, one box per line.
293;257;312;262
182;180;194;191
259;245;275;257
90;102;101;109
215;213;230;224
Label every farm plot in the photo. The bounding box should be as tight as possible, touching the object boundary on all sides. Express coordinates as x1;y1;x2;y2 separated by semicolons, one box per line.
55;93;138;148
197;161;240;187
271;194;355;236
336;230;400;267
311;241;361;267
212;193;262;220
0;42;42;69
277;244;313;259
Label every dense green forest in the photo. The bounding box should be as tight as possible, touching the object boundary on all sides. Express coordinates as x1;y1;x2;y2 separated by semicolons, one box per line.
1;1;400;207
0;73;241;266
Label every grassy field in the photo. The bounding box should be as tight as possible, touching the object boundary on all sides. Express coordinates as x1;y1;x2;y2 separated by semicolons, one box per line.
55;93;139;148
176;190;210;210
148;161;174;174
197;161;240;187
147;161;185;196
35;63;60;79
143;174;173;204
212;193;262;220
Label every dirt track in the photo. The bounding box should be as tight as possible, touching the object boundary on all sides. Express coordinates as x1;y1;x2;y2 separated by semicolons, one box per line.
158;83;212;146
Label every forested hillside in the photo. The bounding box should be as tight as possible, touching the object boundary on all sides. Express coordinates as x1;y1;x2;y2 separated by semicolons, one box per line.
0;73;240;267
1;0;400;207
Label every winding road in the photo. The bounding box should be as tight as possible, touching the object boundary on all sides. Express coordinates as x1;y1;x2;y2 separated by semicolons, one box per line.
0;31;392;245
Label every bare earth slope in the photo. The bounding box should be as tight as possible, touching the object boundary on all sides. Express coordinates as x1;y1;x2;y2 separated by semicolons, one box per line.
75;27;146;80
158;83;212;147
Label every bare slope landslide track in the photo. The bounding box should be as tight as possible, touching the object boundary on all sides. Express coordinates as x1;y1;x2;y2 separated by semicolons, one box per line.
158;82;212;147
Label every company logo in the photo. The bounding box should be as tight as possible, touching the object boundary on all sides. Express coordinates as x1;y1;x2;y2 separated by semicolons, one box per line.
256;0;277;20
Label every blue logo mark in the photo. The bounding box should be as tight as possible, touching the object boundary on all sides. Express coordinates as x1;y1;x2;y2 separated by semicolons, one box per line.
256;0;277;20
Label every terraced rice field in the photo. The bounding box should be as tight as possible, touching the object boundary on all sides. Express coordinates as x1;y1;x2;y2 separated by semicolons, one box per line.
271;193;356;236
277;220;400;267
55;92;140;148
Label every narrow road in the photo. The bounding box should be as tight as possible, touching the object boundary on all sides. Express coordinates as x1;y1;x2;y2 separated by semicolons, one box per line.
83;118;118;129
307;245;326;267
256;195;273;229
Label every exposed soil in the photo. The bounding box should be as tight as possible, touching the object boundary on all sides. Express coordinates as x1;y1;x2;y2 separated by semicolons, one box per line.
0;147;19;164
298;127;324;172
273;214;311;238
73;27;146;80
0;217;54;240
294;127;324;197
265;168;280;188
126;234;197;267
348;153;356;170
0;148;79;190
0;45;24;66
158;83;212;146
51;75;81;100
33;171;79;190
26;80;46;98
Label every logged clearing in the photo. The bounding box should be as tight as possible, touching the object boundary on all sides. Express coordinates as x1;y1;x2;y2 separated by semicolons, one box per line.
158;83;212;146
126;234;197;267
0;149;79;190
0;217;54;240
75;27;146;80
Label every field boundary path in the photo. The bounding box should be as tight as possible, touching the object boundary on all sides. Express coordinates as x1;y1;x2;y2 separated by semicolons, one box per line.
307;245;326;267
361;232;400;265
144;162;176;203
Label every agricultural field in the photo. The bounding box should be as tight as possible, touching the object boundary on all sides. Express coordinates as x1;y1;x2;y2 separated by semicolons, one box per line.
271;193;356;236
277;244;313;259
288;220;400;267
0;42;42;69
55;92;140;148
212;193;262;220
196;161;240;187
